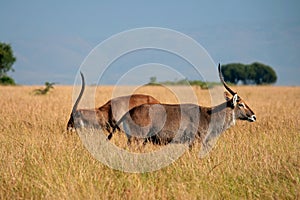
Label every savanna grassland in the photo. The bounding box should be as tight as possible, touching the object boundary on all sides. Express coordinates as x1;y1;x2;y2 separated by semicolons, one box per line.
0;85;299;199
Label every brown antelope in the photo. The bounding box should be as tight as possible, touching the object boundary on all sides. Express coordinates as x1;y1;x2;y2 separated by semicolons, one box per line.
114;64;256;157
67;72;160;137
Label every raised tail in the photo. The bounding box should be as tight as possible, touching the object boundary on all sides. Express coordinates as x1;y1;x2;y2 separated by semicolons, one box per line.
67;72;85;131
72;72;85;114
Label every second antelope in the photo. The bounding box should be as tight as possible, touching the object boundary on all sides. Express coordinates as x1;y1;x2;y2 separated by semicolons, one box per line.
115;64;256;157
67;72;160;137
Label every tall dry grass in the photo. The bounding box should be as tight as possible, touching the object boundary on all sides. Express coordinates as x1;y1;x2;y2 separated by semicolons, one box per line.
0;85;299;199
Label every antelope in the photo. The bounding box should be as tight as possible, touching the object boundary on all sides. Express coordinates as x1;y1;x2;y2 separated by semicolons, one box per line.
67;72;160;137
114;64;256;157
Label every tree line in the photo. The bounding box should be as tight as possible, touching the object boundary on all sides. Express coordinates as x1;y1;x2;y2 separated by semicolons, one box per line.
221;62;277;85
148;76;218;89
148;62;277;88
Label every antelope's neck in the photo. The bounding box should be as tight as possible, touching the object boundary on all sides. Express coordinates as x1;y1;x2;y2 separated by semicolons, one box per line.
209;101;236;131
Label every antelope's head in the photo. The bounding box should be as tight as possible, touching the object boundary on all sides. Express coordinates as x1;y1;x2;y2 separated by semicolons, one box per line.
219;64;256;122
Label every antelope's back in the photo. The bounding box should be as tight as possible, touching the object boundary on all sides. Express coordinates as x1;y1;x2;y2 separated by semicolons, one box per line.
111;94;160;122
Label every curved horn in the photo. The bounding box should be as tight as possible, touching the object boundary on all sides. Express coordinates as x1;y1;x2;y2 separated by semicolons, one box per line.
218;63;237;95
72;72;85;114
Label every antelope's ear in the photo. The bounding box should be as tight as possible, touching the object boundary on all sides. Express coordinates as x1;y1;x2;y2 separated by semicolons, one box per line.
232;93;238;106
224;91;232;101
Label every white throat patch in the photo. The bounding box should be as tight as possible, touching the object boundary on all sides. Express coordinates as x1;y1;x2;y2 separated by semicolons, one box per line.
232;110;236;125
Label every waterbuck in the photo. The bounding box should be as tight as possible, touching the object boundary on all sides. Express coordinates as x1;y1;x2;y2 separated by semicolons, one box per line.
115;64;256;157
67;72;160;136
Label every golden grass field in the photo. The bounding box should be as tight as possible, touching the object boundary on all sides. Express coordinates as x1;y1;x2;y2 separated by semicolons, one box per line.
0;85;299;199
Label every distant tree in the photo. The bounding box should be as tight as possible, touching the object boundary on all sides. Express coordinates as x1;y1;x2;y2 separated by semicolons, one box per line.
221;63;245;84
149;76;157;84
0;75;15;85
251;62;277;85
221;62;277;85
0;42;16;85
34;82;55;95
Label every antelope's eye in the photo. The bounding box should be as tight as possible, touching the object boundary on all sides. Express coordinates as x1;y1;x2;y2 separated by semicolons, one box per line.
238;103;245;108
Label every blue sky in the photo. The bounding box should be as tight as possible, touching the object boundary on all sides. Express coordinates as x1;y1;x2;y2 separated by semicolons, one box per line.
1;0;300;85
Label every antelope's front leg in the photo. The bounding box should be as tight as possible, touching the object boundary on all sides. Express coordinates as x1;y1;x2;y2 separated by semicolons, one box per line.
199;132;220;159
